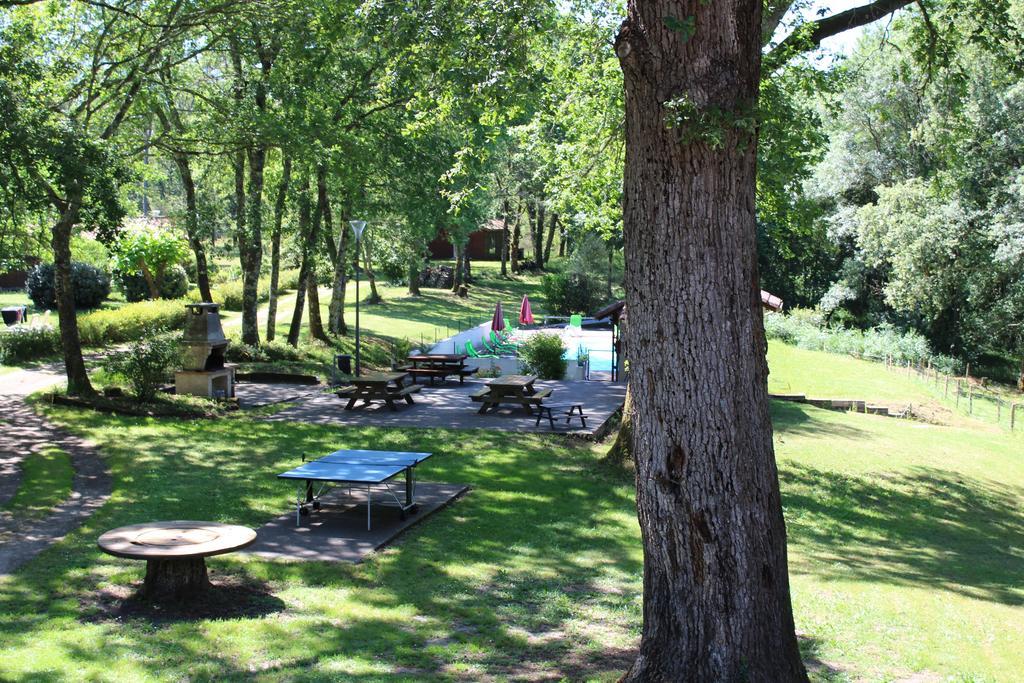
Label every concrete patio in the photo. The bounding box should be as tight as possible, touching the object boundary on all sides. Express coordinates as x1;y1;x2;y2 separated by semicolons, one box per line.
265;378;626;437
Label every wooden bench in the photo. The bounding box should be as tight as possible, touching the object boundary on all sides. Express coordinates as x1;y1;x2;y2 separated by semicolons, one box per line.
471;387;553;414
340;384;421;411
534;403;588;429
400;366;453;384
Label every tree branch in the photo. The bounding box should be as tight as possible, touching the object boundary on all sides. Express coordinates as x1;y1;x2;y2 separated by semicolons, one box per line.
772;0;915;55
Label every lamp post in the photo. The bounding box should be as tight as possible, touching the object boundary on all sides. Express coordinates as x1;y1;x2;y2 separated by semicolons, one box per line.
350;220;367;376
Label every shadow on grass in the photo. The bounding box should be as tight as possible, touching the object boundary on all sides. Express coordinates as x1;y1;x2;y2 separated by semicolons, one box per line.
782;461;1024;606
0;413;640;680
771;400;872;441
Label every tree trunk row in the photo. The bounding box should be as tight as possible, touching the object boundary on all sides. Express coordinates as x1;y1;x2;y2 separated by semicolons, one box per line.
266;154;291;342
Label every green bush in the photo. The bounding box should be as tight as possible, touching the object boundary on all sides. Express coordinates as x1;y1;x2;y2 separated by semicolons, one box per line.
0;325;61;364
78;299;188;346
225;339;305;364
116;264;190;302
541;271;603;317
25;262;110;310
102;332;181;402
518;332;567;380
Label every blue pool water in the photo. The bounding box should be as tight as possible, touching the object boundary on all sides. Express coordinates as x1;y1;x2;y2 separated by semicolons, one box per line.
566;345;614;372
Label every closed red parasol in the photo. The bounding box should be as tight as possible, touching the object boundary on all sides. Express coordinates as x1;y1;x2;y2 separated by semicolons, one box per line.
519;295;535;325
491;301;505;332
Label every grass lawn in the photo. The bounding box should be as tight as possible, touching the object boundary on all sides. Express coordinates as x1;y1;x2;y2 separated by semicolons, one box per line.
0;400;1020;681
2;446;73;517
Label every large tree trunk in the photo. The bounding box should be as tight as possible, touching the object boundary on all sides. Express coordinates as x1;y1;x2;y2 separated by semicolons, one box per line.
451;242;464;293
510;212;521;273
52;199;94;397
266;154;291;341
239;145;265;347
408;259;422;296
288;175;313;347
616;1;806;680
500;201;510;278
327;203;349;336
544;211;557;264
362;237;382;304
143;558;210;600
307;169;328;342
168;151;212;302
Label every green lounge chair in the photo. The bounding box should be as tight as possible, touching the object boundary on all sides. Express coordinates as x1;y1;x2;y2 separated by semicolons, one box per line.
489;330;517;351
569;314;583;328
480;336;508;355
465;340;496;359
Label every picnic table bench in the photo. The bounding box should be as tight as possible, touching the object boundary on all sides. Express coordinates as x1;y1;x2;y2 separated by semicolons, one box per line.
534;403;588;429
398;354;477;385
337;371;421;411
470;375;551;414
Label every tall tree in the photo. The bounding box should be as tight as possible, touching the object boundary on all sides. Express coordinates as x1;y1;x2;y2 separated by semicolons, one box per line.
615;0;805;679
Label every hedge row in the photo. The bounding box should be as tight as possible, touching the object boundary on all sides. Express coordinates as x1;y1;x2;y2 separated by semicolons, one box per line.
78;299;189;346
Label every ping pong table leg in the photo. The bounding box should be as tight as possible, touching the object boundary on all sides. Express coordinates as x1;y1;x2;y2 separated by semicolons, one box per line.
367;485;372;531
406;468;413;507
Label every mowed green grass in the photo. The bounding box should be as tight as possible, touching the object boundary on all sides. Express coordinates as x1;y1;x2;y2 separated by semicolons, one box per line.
2;446;73;517
767;342;937;403
0;402;1020;681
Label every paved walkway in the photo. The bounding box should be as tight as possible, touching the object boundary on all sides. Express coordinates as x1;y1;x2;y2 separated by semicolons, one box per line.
266;379;627;437
0;360;112;577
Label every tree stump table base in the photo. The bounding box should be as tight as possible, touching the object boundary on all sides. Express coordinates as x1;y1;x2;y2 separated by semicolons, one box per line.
98;521;256;601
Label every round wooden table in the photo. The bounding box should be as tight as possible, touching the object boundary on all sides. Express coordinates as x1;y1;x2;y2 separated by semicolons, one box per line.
98;521;256;599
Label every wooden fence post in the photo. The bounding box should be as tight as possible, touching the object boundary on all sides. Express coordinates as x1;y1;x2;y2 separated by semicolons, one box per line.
997;399;1002;424
944;375;949;398
1012;403;1019;431
968;384;974;415
955;381;961;408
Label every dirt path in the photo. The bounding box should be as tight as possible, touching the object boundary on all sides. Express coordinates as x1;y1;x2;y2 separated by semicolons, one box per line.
0;362;112;577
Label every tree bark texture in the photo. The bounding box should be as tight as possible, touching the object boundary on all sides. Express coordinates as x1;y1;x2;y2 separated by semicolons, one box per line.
288;177;312;347
616;1;806;680
544;212;557;264
143;558;210;600
451;242;464;293
327;204;350;336
362;237;381;304
267;154;291;341
51;198;94;397
307;170;328;342
500;201;510;278
240;145;265;347
511;213;521;273
408;260;422;296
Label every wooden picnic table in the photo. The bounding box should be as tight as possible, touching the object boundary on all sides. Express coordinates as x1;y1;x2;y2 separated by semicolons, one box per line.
338;371;421;411
470;374;552;414
399;353;477;385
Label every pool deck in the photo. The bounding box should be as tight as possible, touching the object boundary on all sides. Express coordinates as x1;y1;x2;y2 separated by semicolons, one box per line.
265;378;626;438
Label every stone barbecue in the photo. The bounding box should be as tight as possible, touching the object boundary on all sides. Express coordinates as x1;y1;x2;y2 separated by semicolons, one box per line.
174;302;235;399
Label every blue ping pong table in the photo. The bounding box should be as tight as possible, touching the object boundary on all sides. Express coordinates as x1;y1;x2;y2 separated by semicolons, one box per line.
277;449;433;530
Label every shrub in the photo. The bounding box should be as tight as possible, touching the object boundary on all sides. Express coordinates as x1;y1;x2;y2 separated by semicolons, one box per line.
78;299;188;346
762;311;962;371
518;332;567;380
541;271;603;316
225;339;305;364
25;262;110;310
102;332;181;402
116;263;190;302
210;279;278;310
420;265;454;289
0;325;61;364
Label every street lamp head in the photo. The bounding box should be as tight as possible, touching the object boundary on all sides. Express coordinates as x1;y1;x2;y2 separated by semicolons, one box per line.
349;220;367;241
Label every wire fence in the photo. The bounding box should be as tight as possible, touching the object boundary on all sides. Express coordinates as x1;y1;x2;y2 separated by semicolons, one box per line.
879;355;1024;432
